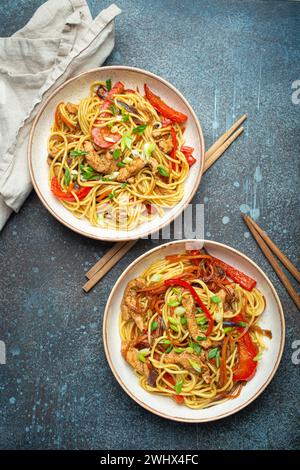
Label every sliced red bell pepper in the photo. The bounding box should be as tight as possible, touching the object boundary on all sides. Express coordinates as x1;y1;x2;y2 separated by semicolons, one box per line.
51;176;92;202
211;257;257;291
164;278;214;336
232;314;258;381
107;81;124;99
181;146;196;167
144;84;188;123
145;203;153;215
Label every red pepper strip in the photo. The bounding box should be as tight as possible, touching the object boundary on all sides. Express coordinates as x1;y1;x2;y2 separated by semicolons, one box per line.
145;203;153;214
51;176;92;202
186;249;201;266
181;146;194;154
211;257;257;291
181;146;196;167
107;81;124;99
164;373;184;404
144;84;188;123
164;278;214;336
232;314;258;381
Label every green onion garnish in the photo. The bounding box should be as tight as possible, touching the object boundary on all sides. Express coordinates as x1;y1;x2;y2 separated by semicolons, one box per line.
157;165;169;177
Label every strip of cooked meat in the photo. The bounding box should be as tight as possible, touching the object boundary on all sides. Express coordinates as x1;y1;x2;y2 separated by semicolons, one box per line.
121;278;146;331
83;141;118;174
158;134;173;154
164;351;211;383
182;296;212;348
116;157;146;182
121;342;149;377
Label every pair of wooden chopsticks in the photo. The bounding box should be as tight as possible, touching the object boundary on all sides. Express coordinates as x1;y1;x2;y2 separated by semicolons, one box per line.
83;114;247;292
242;214;300;309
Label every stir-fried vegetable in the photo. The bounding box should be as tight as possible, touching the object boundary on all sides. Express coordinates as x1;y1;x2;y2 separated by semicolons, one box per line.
51;176;92;202
164;278;214;336
144;84;188;123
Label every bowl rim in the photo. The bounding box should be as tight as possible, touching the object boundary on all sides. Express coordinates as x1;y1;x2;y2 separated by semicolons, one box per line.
103;239;285;423
28;66;205;242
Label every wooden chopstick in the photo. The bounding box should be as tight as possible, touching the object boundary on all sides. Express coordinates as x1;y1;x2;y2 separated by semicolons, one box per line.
204;126;244;172
245;216;300;284
85;241;127;279
83;240;137;293
205;114;247;160
242;214;300;310
83;115;246;292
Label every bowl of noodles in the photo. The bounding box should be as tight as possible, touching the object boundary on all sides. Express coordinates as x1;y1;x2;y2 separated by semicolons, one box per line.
103;239;285;422
28;66;204;240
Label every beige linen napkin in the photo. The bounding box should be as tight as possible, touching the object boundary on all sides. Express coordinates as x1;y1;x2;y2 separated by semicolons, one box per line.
0;0;121;230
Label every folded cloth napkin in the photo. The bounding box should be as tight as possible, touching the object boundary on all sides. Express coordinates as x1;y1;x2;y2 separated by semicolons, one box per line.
0;0;121;230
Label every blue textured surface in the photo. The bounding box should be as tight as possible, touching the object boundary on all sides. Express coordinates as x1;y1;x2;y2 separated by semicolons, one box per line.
0;0;300;450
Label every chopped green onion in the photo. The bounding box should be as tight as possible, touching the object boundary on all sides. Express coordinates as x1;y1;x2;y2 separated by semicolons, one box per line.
190;342;201;355
121;132;133;151
196;317;207;326
138;351;147;363
143;142;156;161
174;306;186;316
172;287;181;295
109;104;118;115
122;113;129;122
210;295;221;304
108;191;116;200
224;327;233;334
157;165;169;177
174;381;183;394
133;124;147;135
64;168;71;186
168;317;179;325
120;182;128;189
70;149;87;157
180;317;187;325
208;348;219;359
159;339;171;345
196;307;203;313
188;359;201;373
196;336;207;341
117;162;126;167
169;324;178;333
112;149;120;160
174;347;184;353
167;297;181;307
165;345;173;353
106;79;112;91
123;155;133;164
151;321;158;331
238;321;247;327
150;274;162;283
253;352;262;362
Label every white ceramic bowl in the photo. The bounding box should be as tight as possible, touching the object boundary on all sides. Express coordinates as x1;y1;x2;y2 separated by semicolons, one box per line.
103;239;285;422
28;66;205;241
